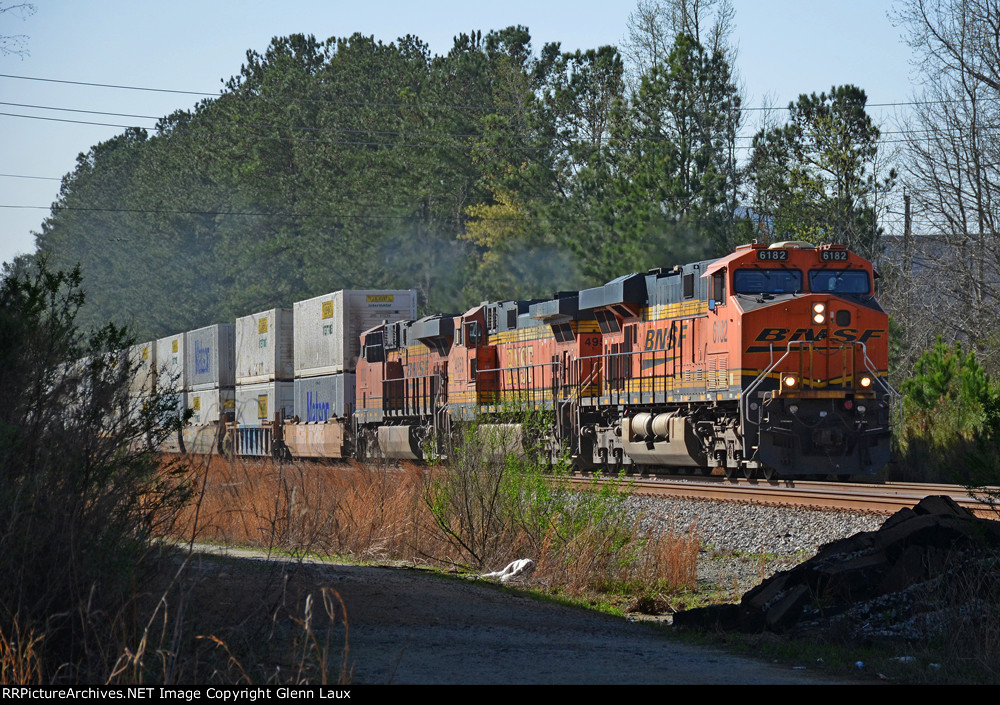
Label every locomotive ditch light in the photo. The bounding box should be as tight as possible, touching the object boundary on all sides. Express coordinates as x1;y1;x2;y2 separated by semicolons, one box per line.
858;375;873;389
782;374;798;389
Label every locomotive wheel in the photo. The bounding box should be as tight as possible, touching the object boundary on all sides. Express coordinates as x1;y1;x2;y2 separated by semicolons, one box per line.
723;465;737;480
760;465;777;482
741;463;757;480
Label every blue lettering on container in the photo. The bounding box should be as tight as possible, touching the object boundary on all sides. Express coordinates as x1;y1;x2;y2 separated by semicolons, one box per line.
195;341;211;375
306;391;331;422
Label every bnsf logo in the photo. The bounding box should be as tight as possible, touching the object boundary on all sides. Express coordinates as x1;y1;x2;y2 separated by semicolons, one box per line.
643;325;686;351
746;328;883;353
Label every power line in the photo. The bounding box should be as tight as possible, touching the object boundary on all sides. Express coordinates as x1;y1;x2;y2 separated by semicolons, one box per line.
5;97;986;142
0;72;505;112
0;101;165;121
0;202;596;222
4;107;990;156
0;73;215;97
0;173;61;181
2;71;990;114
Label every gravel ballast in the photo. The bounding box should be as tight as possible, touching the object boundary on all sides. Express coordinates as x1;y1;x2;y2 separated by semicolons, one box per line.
624;495;891;595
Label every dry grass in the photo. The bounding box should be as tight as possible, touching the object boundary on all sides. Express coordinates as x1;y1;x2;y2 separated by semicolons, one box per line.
0;618;43;685
170;455;451;562
530;519;700;607
167;454;699;604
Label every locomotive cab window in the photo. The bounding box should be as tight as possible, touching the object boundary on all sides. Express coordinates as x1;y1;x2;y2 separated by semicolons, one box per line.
363;332;385;363
808;269;871;295
733;268;803;295
465;321;482;347
711;271;726;305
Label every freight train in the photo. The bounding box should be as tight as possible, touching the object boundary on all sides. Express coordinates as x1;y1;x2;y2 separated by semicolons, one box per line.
139;241;894;480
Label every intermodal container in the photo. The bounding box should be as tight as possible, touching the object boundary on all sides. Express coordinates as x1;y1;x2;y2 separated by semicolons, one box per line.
293;373;355;423
293;290;417;378
186;386;235;425
186;324;235;391
128;341;157;397
235;381;294;427
236;308;294;384
156;332;187;392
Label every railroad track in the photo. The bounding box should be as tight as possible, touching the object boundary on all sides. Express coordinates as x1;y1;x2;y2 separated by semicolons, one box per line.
572;474;999;518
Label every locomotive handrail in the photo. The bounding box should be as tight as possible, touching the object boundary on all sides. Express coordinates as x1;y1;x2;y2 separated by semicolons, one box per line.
382;372;447;415
575;347;675;402
858;341;899;399
741;342;796;432
858;341;901;424
477;360;556;406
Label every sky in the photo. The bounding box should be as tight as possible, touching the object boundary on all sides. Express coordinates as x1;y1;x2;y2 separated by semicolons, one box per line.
0;0;919;267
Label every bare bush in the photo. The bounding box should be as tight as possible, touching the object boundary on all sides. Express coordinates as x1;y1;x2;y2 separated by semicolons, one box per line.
0;260;190;683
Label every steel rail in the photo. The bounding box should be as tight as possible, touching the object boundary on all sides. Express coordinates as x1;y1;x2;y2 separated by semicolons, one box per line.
572;475;998;519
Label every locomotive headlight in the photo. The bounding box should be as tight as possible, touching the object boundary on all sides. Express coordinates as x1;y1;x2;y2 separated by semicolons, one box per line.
812;302;826;325
859;375;873;389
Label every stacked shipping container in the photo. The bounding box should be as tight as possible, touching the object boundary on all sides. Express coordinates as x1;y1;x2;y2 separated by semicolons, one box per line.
114;289;418;457
283;290;417;458
291;290;417;423
234;308;294;427
185;323;235;425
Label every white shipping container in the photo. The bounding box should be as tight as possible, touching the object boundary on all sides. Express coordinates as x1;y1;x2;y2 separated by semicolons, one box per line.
186;387;235;425
293;290;417;378
293;373;355;422
235;308;294;384
156;333;187;392
128;341;157;398
160;391;188;421
186;323;235;390
129;393;187;425
235;381;295;426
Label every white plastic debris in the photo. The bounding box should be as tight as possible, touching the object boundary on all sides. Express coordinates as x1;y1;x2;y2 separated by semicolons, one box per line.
483;558;535;583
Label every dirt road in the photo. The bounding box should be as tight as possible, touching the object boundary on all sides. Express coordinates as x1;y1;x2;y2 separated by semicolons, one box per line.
187;548;856;685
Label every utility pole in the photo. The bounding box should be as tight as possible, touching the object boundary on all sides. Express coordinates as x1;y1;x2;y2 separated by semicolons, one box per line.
902;191;912;366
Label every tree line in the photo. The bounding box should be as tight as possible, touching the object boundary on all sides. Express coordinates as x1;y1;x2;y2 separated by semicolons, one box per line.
27;0;888;344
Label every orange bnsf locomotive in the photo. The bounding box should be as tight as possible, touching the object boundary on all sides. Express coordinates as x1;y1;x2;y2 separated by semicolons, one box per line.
353;241;893;479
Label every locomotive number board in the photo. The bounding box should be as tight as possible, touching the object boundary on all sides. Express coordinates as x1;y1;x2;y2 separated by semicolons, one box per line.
757;249;789;260
820;250;850;261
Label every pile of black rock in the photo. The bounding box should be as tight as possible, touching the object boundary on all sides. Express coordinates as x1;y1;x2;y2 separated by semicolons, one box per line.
674;495;1000;642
